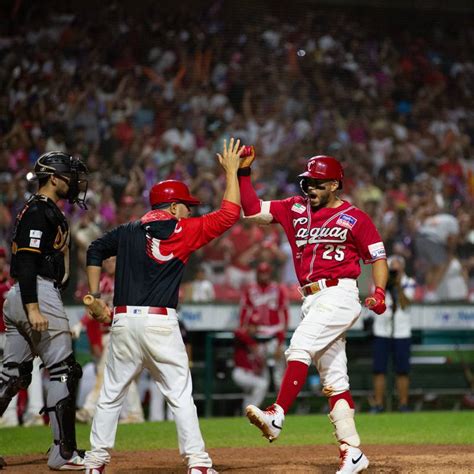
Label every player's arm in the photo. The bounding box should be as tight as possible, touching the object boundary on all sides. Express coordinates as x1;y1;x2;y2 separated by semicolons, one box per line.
14;207;49;331
183;138;243;251
237;146;283;224
364;256;388;315
86;227;121;274
15;252;49;332
354;213;388;315
85;227;120;319
371;258;389;292
218;137;242;206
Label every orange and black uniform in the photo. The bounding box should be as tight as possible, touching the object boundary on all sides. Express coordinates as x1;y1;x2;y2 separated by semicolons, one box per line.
10;194;70;304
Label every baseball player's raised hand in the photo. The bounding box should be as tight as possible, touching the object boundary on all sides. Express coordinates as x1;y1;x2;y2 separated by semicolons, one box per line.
217;137;244;174
239;145;256;168
364;287;386;315
27;308;49;332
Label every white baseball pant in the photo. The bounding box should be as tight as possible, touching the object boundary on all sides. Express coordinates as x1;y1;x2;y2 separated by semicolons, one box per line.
81;333;144;422
85;307;212;469
285;279;361;396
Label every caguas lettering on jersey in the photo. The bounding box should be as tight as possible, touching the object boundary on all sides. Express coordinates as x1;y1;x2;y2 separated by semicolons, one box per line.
267;197;386;283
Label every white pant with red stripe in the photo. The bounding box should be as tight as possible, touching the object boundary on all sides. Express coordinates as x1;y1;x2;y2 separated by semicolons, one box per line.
285;279;361;396
84;306;212;469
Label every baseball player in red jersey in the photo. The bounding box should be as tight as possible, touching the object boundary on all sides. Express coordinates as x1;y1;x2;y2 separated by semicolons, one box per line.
239;262;289;386
232;313;268;413
238;149;388;474
83;138;244;474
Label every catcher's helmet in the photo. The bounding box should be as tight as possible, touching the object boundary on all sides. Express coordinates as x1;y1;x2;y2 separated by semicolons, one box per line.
30;151;89;209
299;155;343;191
149;180;200;208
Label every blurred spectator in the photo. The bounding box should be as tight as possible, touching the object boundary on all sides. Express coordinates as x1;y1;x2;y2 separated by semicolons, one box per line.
435;255;469;302
232;314;269;415
71;207;103;287
413;203;460;301
0;3;472;301
182;266;215;303
456;208;474;300
239;262;289;388
225;221;263;289
368;256;416;413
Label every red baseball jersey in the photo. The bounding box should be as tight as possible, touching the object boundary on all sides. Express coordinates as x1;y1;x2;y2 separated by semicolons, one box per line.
239;282;288;342
87;200;240;308
234;327;265;374
263;197;385;284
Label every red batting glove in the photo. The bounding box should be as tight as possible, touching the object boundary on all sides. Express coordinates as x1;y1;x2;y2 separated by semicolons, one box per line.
364;286;386;315
239;145;256;168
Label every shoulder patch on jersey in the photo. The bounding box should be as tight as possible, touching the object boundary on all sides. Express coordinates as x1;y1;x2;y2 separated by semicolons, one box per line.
291;203;306;214
29;238;41;248
29;230;42;238
368;242;386;259
336;214;357;229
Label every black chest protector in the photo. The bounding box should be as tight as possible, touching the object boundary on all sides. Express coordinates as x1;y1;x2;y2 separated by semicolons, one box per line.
11;195;71;289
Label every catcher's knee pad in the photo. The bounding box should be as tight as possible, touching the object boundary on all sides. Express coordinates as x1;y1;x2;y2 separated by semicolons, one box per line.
285;347;312;365
0;360;33;415
43;354;82;459
47;353;83;393
328;399;360;447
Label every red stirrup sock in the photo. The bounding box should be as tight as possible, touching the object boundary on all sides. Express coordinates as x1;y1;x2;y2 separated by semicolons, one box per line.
329;390;355;410
275;361;309;414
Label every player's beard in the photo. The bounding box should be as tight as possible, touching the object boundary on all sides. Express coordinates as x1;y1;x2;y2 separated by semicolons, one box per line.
308;190;330;210
56;186;69;200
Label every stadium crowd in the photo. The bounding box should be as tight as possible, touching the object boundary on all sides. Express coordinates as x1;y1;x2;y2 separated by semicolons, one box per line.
0;1;473;303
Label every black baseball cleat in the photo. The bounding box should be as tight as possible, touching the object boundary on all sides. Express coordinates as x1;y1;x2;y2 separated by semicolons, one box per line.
0;456;6;469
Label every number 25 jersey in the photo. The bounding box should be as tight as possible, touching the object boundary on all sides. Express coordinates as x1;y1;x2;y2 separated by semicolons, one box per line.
264;197;386;285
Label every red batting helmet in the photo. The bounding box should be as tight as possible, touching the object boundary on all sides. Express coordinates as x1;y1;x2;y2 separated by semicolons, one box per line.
299;155;344;189
149;180;200;207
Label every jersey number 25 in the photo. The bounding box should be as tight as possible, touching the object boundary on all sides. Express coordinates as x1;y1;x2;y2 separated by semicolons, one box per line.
322;244;346;261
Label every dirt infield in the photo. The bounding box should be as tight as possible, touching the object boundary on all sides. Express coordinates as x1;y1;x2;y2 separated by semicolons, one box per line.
3;445;472;473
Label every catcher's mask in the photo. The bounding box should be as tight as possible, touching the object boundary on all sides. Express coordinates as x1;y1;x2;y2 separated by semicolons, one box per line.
299;155;343;194
149;180;200;209
28;151;89;209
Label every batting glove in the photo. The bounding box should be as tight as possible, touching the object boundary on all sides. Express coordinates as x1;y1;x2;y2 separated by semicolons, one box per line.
239;145;256;168
364;286;386;315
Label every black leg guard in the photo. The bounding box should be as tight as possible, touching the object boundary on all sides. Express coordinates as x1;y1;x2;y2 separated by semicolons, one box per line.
0;360;33;416
43;354;82;460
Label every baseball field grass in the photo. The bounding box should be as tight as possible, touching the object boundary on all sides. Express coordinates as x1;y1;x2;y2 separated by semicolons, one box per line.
0;411;472;456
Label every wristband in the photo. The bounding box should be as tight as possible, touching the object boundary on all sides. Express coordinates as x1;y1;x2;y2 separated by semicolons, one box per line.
88;292;101;299
237;167;251;176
